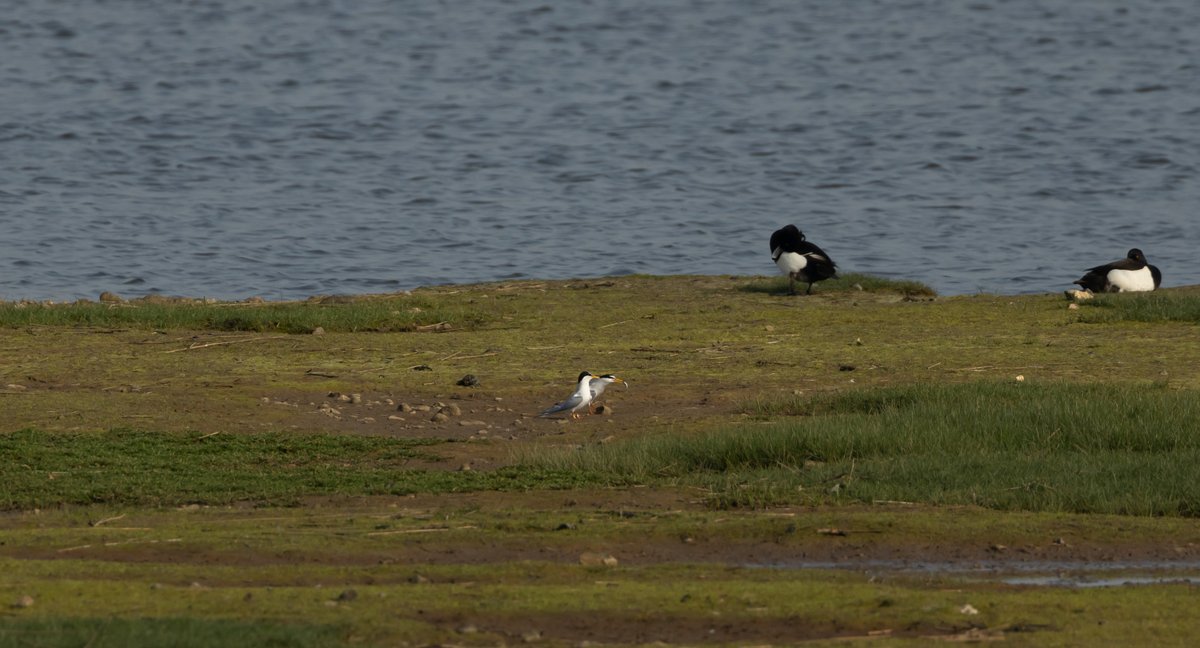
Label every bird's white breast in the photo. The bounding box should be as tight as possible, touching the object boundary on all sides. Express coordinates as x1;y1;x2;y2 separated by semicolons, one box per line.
1107;267;1155;292
774;250;808;276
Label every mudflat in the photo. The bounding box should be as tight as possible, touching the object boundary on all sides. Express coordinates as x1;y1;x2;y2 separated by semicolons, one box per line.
2;274;1199;646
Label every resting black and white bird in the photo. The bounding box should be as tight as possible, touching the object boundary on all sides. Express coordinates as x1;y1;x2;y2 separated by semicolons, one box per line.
587;373;627;413
538;371;596;419
769;224;838;295
1073;248;1162;293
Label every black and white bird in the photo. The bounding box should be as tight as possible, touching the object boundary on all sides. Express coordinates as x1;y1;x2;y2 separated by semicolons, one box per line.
538;371;596;419
769;224;838;295
588;373;627;413
1073;248;1162;293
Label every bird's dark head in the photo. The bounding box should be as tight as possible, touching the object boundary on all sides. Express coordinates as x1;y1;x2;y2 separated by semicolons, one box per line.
1127;248;1146;262
769;224;805;251
576;371;594;383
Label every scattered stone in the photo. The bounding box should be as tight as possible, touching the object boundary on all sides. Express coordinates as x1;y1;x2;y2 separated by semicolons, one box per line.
349;393;363;404
458;420;488;427
1015;375;1025;382
457;624;478;634
311;326;326;335
445;404;462;417
5;384;27;392
521;629;543;643
457;374;480;387
12;595;34;609
359;417;375;424
336;393;352;403
594;404;614;416
599;435;616;444
817;528;847;536
431;412;449;423
459;463;472;472
398;403;415;413
335;589;358;602
387;415;405;421
98;291;123;303
1068;303;1079;310
959;603;979;615
1065;289;1094;301
579;552;618;567
408;574;430;584
412;404;431;412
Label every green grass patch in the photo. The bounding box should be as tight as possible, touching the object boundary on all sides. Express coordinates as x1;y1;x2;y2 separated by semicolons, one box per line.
739;272;935;296
0;295;492;333
0;618;345;648
0;429;600;509
531;382;1200;515
1078;292;1200;325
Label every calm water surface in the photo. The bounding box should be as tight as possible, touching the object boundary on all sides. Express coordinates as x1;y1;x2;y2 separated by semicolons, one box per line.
3;0;1199;300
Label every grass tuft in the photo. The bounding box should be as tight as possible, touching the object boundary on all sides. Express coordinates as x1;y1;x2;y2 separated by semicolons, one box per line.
739;272;935;296
529;382;1200;515
1078;292;1200;325
0;296;492;333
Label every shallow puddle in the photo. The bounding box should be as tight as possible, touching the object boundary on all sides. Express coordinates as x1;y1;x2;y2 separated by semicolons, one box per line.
754;559;1200;588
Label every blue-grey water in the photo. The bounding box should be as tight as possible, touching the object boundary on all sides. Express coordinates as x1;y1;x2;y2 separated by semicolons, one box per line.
3;0;1199;301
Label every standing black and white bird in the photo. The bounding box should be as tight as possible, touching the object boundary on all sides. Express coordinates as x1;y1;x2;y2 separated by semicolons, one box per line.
1073;248;1162;293
769;224;838;295
588;373;627;413
538;371;596;419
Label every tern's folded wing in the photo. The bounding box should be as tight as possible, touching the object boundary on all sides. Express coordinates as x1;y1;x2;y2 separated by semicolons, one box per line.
539;393;583;416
